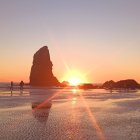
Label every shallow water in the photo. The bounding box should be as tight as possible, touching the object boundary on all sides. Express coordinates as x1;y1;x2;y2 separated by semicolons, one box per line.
0;89;140;140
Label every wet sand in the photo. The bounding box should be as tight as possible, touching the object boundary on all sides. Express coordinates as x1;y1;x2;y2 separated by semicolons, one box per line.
0;89;140;140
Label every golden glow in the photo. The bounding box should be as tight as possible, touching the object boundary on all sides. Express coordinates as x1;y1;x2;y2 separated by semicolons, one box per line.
68;77;81;86
72;88;77;94
61;65;88;86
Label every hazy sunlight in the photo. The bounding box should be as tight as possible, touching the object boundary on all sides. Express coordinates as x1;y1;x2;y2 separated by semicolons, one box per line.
68;77;81;86
61;64;88;86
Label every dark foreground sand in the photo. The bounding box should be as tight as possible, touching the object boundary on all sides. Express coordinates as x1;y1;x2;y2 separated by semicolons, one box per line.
0;89;140;140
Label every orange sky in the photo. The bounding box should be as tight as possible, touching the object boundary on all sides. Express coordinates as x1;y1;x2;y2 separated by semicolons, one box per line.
0;1;140;83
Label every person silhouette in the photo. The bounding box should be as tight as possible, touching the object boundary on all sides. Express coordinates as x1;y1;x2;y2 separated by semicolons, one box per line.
10;81;14;95
19;81;24;93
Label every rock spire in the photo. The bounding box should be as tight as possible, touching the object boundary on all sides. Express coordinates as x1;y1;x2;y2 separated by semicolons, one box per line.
30;46;59;86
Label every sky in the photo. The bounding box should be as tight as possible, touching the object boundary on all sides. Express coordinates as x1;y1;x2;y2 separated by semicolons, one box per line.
0;0;140;83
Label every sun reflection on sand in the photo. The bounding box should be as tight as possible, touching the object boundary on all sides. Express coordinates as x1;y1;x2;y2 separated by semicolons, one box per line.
79;94;106;140
72;97;77;105
70;88;106;140
31;88;106;140
72;88;77;94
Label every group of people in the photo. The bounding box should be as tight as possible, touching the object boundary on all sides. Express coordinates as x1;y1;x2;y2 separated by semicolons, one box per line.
10;81;24;93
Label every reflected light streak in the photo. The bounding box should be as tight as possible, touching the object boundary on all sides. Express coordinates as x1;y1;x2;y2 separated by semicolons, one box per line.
79;94;106;140
32;88;66;112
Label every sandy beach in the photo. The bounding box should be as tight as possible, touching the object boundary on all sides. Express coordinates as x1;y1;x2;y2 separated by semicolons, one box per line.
0;88;140;140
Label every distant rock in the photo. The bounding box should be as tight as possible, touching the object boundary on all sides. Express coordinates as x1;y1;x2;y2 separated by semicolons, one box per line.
30;46;60;86
102;80;116;89
78;83;94;89
115;79;139;89
103;79;139;89
60;81;70;87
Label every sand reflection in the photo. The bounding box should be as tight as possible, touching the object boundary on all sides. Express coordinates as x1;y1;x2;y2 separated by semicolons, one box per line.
72;97;77;105
32;101;52;123
30;89;54;123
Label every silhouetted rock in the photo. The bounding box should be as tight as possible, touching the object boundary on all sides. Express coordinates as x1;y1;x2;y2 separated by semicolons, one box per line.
102;80;116;89
115;79;139;89
30;46;60;86
78;83;94;89
60;81;70;87
103;79;139;89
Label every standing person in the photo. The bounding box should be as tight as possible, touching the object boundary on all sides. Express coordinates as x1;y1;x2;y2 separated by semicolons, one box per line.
10;81;14;95
20;81;24;93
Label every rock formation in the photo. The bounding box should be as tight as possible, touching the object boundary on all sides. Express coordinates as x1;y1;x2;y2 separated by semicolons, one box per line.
60;81;70;87
78;83;94;89
30;46;60;86
115;79;139;89
102;80;116;89
102;79;139;89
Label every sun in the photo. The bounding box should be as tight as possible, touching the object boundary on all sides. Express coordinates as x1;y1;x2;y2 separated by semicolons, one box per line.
68;77;81;86
61;66;88;86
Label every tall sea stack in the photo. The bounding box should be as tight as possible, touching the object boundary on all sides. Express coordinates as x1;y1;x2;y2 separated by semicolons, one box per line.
30;46;60;86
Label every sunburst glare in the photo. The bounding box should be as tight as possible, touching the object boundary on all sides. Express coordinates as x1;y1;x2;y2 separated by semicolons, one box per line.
61;64;88;86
